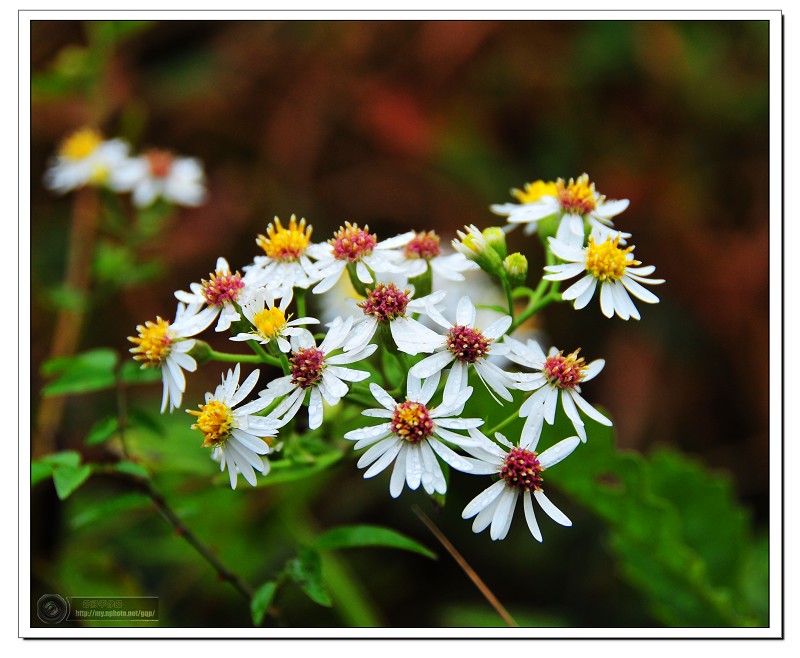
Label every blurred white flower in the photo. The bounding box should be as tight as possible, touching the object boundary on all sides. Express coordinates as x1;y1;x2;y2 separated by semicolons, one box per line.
111;148;206;207
44;128;131;194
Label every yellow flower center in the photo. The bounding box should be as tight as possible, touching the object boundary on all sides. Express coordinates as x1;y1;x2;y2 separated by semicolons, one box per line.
188;400;234;447
557;174;597;215
253;307;288;340
585;237;638;281
128;317;174;367
256;215;312;262
513;180;558;204
60;128;103;161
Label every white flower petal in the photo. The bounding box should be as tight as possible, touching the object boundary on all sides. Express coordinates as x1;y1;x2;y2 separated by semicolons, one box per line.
523;492;543;542
538;436;581;469
534;490;572;526
462;479;506;519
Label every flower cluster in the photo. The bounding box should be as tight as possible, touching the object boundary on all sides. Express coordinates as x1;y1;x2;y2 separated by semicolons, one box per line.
44;127;207;207
125;171;664;539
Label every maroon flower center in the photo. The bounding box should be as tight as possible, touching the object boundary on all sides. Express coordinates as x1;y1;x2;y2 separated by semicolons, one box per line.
330;222;378;262
201;270;245;307
543;349;587;390
404;231;442;260
359;283;410;322
290;347;326;389
391;401;434;444
446;324;491;364
500;447;544;492
146;149;174;178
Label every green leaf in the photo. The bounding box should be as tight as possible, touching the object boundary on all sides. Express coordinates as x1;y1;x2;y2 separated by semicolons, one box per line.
555;419;752;627
250;581;278;626
285;548;331;607
69;492;153;530
39;451;82;469
120;361;162;385
52;464;93;500
85;417;119;445
114;461;150;480
251;452;344;487
314;524;436;560
476;303;508;314
31;460;53;487
127;408;163;434
41;349;119;397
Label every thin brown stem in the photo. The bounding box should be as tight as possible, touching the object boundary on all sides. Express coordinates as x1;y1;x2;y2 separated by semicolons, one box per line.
35;187;99;457
412;505;518;628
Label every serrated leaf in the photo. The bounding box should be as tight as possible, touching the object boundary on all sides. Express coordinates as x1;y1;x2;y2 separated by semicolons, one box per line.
285;548;331;607
52;464;93;500
69;492;153;530
85;416;119;446
41;349;119;397
250;581;278;626
314;525;436;560
555;420;750;627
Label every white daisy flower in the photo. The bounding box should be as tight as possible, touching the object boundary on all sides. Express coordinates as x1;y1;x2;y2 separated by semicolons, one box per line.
544;232;665;320
308;223;416;294
174;257;264;332
44;128;131;194
505;337;610;442
128;302;218;413
110;148;206;207
230;287;319;353
344;372;481;497
492;174;629;247
461;422;581;542
259;316;376;430
342;282;450;354
408;295;516;404
188;364;283;489
399;231;478;282
246;215;323;291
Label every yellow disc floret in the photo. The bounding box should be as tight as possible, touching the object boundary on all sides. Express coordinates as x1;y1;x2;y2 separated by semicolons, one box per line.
60;128;103;161
585;236;638;281
253;306;288;340
128;317;174;367
513;180;558;204
256;215;312;262
188;400;234;447
557;174;598;215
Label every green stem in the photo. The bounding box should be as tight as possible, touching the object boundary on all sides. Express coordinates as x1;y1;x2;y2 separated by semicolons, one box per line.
246;340;282;368
295;288;307;319
502;276;515;320
208;349;273;365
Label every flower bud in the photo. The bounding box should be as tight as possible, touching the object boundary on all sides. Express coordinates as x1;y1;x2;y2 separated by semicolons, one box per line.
503;253;528;288
452;225;503;276
481;226;507;260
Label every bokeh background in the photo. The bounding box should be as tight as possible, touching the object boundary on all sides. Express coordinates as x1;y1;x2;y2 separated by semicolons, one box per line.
29;20;770;629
